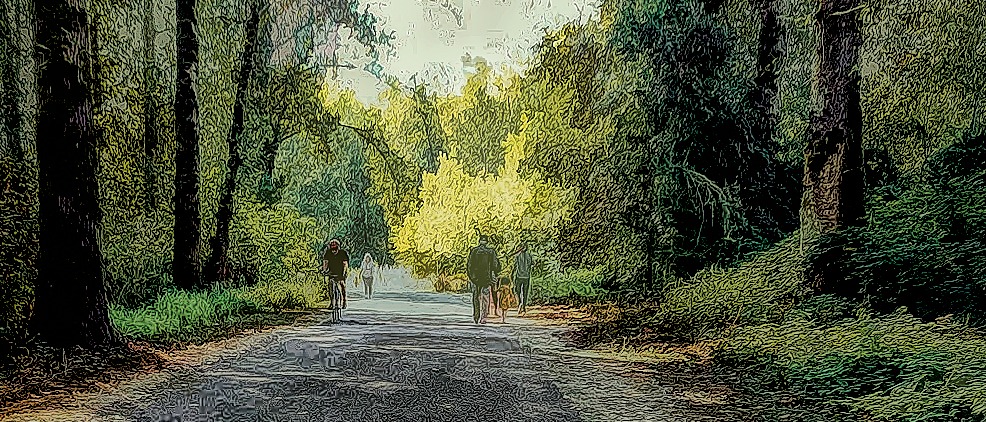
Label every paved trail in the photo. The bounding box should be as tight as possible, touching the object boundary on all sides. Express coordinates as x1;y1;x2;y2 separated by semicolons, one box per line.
4;283;761;421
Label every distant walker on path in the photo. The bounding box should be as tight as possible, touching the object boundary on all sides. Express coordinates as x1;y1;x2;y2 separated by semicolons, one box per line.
361;252;377;299
321;238;349;323
512;242;533;315
467;234;501;324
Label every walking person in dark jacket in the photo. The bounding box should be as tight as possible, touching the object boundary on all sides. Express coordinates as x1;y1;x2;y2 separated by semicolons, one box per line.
467;234;501;324
512;242;533;315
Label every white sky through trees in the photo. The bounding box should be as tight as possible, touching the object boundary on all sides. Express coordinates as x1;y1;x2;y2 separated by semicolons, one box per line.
330;0;599;104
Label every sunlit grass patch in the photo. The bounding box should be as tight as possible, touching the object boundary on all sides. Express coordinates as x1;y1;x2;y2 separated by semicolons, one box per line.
245;273;324;310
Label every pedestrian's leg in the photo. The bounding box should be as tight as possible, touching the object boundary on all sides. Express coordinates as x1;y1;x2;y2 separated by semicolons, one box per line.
516;280;523;314
340;279;348;310
501;290;507;323
327;277;338;323
471;284;481;323
328;276;336;310
479;286;490;323
525;279;532;312
322;276;332;309
491;286;499;317
487;288;494;319
368;279;373;299
516;279;526;313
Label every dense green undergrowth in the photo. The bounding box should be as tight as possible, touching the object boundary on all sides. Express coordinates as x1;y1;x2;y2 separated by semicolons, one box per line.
110;277;323;346
575;136;986;421
725;308;986;422
584;232;986;421
652;232;986;421
531;266;607;305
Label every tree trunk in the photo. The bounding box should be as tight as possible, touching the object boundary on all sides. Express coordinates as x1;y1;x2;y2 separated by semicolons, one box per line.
0;0;22;160
173;0;203;290
804;0;866;289
750;0;781;128
141;0;158;210
257;4;279;191
32;0;115;347
205;3;261;282
747;0;800;236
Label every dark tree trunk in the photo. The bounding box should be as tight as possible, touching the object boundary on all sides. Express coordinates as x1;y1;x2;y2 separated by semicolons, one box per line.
750;0;781;127
804;0;866;289
32;0;115;347
745;0;800;237
205;3;261;282
173;0;203;290
0;1;22;160
142;0;158;210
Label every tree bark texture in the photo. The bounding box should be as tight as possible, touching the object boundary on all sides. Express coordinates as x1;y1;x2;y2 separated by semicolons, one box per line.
32;0;115;347
173;0;203;289
205;2;261;282
804;0;866;293
804;0;865;234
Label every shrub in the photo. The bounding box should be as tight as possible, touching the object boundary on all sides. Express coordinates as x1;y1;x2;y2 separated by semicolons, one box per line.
531;266;606;305
785;294;856;326
434;273;469;293
231;202;321;287
246;271;324;310
815;134;986;323
652;233;808;340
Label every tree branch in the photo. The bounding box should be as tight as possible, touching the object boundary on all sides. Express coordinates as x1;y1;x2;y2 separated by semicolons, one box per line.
336;121;409;182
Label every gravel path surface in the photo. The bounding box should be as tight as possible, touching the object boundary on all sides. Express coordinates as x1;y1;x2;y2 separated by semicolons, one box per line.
3;290;757;421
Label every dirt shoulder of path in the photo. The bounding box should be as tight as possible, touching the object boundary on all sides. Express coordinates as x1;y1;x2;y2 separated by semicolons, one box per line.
0;310;319;417
522;304;741;409
522;304;718;364
522;303;853;420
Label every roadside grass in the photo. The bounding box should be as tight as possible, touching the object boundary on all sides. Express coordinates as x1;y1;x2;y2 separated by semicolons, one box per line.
724;310;986;422
572;230;986;421
1;279;321;414
573;234;807;347
244;272;324;311
111;277;323;346
655;233;808;341
531;265;607;305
